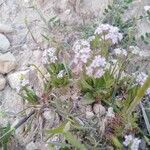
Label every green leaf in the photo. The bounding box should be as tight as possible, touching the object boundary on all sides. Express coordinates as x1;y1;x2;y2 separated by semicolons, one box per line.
80;79;93;91
127;75;150;115
64;132;86;150
111;136;123;149
140;103;150;134
46;123;66;134
82;92;95;105
23;88;38;104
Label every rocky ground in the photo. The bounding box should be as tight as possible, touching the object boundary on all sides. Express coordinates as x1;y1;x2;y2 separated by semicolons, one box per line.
0;0;150;149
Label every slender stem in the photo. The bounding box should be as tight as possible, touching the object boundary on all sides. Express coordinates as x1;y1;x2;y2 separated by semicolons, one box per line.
30;64;48;82
0;110;35;141
127;75;150;115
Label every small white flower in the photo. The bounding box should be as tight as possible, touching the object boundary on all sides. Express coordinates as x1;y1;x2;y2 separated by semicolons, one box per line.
88;36;96;42
114;48;122;55
24;0;30;3
106;107;115;118
123;135;133;146
146;88;150;96
136;72;148;86
111;59;118;64
42;48;58;64
123;135;141;150
114;48;127;56
122;49;127;56
136;72;150;96
57;70;65;78
129;46;140;55
131;138;141;150
144;6;150;12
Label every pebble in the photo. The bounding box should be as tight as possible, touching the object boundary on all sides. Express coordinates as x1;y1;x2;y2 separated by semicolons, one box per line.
93;103;106;116
0;52;17;74
0;75;6;90
0;23;13;33
0;34;10;53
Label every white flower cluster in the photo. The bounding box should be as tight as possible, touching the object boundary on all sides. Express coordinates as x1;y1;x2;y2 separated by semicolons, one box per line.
106;107;115;118
136;72;150;96
86;55;106;78
73;40;91;65
42;48;58;64
114;48;127;56
95;24;123;44
123;135;141;150
16;74;29;92
129;46;146;57
57;70;66;78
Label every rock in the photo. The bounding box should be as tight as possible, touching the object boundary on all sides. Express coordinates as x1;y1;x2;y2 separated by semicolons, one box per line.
7;69;43;95
93;104;106;116
0;75;6;90
1;87;23;115
0;23;13;33
43;109;59;127
81;0;113;17
0;52;17;74
7;70;29;91
85;106;94;119
86;111;94;119
0;106;8;127
25;142;38;150
0;34;10;52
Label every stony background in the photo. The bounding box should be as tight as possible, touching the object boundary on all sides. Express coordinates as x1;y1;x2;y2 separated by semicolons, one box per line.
0;0;150;149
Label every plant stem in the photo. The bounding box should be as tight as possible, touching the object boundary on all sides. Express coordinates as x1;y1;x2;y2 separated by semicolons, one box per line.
127;75;150;115
0;110;35;141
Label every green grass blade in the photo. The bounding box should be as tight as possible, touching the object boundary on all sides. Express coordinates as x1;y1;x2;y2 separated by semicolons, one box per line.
127;75;150;115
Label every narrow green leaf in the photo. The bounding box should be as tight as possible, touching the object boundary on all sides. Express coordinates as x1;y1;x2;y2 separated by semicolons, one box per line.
64;132;86;150
127;75;150;115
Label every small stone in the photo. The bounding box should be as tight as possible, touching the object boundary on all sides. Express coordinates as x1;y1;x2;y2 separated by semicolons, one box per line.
43;109;59;127
1;87;23;115
43;110;55;121
7;70;29;91
26;142;38;150
0;52;17;74
0;23;13;33
93;104;106;116
0;34;10;52
86;111;94;119
0;75;6;90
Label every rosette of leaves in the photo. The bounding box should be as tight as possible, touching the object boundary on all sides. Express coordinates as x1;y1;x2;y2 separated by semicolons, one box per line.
80;71;115;105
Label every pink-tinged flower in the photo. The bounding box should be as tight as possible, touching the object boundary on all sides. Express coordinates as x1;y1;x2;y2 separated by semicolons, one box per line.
90;55;106;67
86;55;106;78
72;40;91;72
95;24;123;45
42;48;58;64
